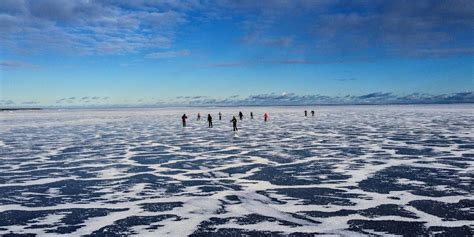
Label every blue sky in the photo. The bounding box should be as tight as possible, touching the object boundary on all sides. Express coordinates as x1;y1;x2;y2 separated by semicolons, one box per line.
0;0;473;107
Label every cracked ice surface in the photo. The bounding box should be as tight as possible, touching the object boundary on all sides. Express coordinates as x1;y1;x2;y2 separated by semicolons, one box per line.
0;105;473;236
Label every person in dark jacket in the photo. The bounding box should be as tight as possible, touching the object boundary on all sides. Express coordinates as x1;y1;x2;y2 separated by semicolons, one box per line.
250;112;254;119
304;110;307;116
238;111;243;120
207;114;213;128
182;114;188;127
230;116;238;131
197;113;201;120
311;110;315;116
264;113;268;122
218;112;222;120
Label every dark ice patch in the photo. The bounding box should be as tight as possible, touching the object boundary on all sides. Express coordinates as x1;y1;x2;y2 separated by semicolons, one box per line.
0;208;127;234
89;214;179;236
385;147;439;156
0;174;181;207
458;144;474;149
246;161;350;185
348;220;427;236
162;159;227;170
140;202;183;212
261;188;365;206
191;228;316;237
304;204;418;219
191;214;318;236
427;226;473;236
220;164;265;176
359;165;472;197
409;199;474;221
348;220;473;236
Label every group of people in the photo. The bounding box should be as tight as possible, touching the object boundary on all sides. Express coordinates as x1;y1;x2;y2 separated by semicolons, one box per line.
181;111;270;131
304;110;315;116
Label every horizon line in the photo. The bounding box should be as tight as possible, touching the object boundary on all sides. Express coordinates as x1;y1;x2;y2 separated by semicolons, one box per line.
2;102;473;111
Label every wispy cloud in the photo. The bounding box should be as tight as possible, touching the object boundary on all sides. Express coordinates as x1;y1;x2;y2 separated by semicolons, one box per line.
21;101;40;105
209;59;319;67
208;57;379;67
0;100;15;105
334;78;356;82
146;50;190;59
356;92;394;100
410;48;474;58
0;60;37;69
56;96;110;104
242;35;293;47
176;95;208;99
56;96;77;104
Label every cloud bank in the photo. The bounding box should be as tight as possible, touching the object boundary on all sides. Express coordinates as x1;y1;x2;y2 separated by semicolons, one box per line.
168;91;474;106
1;92;472;108
1;0;472;62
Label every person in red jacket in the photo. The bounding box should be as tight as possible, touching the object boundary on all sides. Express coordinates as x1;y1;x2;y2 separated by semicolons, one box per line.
264;113;268;122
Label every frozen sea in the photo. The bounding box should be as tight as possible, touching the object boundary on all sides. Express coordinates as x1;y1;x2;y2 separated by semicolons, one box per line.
0;105;473;236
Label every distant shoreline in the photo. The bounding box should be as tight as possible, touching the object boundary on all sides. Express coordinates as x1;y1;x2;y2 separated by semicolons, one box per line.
0;108;42;111
1;103;472;111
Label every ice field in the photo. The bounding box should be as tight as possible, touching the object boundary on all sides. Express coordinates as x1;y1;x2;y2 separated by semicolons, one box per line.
0;105;473;236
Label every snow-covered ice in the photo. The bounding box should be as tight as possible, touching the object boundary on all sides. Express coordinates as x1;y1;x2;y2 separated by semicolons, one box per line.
0;105;473;236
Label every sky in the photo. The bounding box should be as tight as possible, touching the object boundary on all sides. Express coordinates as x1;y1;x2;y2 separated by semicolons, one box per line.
0;0;473;107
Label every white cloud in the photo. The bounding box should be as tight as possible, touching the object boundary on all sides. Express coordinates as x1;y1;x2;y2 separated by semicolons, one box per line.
0;1;188;55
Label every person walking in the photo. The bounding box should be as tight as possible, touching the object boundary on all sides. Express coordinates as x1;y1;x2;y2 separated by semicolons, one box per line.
311;110;315;116
250;112;254;119
207;114;213;128
264;113;268;122
218;112;222;120
238;111;243;120
197;113;201;121
304;110;307;117
230;116;238;131
181;114;188;127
